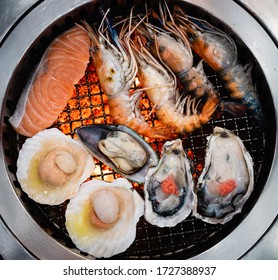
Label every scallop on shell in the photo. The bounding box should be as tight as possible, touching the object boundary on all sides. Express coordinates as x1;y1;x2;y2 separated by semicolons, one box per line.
193;126;254;224
75;124;159;183
16;128;95;205
65;178;144;258
144;139;194;227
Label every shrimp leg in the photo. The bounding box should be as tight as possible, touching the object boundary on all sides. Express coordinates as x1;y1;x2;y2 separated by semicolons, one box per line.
130;37;219;135
81;8;176;139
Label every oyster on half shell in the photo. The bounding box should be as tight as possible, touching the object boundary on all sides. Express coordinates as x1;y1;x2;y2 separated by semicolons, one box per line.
193;126;254;224
144;139;194;227
75;124;159;183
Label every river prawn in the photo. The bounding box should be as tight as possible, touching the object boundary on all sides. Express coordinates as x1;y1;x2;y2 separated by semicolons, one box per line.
173;6;264;125
81;8;175;139
138;1;219;100
138;24;213;98
130;37;219;135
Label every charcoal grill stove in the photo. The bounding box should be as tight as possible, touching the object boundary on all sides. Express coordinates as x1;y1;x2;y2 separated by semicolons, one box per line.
0;0;278;260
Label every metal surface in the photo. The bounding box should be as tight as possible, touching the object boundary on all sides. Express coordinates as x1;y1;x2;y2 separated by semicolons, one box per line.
0;219;34;259
0;0;40;43
237;0;278;44
0;1;40;259
0;0;97;260
236;0;278;260
243;216;278;259
182;0;278;259
0;0;278;259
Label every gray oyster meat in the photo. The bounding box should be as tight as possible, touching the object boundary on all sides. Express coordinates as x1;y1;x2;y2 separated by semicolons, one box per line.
193;126;254;224
144;139;195;227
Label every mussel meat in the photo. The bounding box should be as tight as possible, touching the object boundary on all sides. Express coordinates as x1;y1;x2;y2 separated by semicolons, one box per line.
75;124;159;183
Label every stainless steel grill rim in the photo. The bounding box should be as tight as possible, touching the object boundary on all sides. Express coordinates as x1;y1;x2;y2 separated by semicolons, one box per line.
0;0;277;260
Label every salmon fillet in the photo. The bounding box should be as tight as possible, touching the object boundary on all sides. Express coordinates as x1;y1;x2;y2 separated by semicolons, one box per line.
9;25;91;137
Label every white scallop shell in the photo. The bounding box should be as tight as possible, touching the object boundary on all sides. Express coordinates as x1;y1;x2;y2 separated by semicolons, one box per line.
16;128;95;205
65;178;144;258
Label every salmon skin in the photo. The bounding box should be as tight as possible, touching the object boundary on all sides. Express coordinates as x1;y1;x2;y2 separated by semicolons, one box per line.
9;25;90;137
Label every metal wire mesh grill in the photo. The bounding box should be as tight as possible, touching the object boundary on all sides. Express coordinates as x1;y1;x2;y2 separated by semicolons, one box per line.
2;3;272;259
22;57;265;259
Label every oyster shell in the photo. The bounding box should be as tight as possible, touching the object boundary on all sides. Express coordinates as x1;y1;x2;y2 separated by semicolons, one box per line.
193;126;254;224
65;178;144;258
75;124;159;183
144;139;195;227
16;128;95;205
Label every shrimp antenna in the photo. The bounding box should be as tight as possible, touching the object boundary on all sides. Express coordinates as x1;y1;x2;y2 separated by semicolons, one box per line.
98;5;121;49
174;7;237;55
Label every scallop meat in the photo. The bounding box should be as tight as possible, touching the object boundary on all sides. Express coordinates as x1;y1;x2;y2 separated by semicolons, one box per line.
16;128;95;205
65;178;144;258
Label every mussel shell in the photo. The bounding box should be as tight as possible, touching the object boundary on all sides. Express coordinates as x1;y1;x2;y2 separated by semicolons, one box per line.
75;124;159;183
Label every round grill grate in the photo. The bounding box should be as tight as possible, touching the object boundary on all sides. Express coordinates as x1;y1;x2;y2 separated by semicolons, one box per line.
1;2;275;259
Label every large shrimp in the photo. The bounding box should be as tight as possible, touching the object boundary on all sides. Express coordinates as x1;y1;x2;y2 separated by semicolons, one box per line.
130;37;219;135
174;6;264;124
81;9;175;139
136;1;219;100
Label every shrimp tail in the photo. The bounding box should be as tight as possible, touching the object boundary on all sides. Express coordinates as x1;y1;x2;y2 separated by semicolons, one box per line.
128;119;178;140
109;91;177;140
200;89;220;124
219;101;247;117
222;64;265;125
